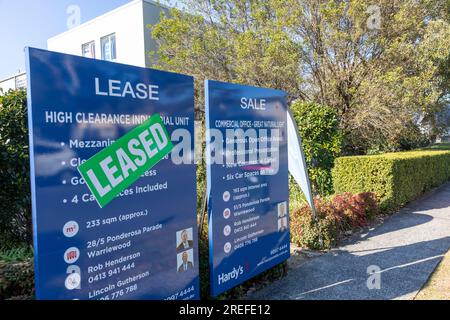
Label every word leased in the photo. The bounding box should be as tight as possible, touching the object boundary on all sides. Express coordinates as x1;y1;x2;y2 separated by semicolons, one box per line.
78;114;173;207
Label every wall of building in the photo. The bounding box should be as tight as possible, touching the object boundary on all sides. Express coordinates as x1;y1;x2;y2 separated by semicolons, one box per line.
142;1;169;67
47;0;147;67
0;73;27;94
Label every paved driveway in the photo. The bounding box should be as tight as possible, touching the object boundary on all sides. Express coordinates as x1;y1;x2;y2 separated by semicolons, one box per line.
248;183;450;300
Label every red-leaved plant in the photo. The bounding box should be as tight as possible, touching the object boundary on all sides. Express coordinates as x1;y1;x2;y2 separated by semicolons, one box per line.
290;192;379;249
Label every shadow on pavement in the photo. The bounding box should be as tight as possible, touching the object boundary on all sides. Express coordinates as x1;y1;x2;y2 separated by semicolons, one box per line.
250;236;450;300
248;183;450;300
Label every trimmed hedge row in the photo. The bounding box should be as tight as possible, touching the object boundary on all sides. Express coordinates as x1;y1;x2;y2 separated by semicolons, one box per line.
332;150;450;212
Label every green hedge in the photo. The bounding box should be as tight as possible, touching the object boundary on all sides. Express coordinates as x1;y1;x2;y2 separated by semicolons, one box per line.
332;151;450;212
290;101;342;196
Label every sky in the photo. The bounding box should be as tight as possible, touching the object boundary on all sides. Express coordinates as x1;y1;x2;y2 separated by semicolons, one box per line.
0;0;132;79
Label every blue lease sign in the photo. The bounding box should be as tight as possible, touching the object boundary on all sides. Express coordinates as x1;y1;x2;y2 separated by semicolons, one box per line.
205;80;290;297
26;48;199;300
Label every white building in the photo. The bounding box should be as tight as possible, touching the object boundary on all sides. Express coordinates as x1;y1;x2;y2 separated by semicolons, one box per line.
47;0;169;68
0;0;169;94
0;72;27;94
438;105;450;143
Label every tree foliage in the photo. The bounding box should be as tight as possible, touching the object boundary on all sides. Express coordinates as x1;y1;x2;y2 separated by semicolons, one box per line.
151;0;303;115
0;89;31;247
151;0;450;153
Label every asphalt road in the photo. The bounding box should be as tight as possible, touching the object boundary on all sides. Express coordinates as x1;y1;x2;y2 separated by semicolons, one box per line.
248;183;450;300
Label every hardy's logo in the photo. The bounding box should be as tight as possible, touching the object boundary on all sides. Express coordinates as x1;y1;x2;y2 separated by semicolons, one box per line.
218;265;244;285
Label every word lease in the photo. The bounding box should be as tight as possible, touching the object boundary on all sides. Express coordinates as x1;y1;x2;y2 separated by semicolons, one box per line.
78;114;173;208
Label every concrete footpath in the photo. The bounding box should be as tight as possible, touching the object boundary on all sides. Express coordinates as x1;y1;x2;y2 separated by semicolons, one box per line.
248;183;450;300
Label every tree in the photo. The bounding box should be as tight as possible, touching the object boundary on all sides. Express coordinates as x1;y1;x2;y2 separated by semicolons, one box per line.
276;0;450;153
150;0;450;153
151;0;303;116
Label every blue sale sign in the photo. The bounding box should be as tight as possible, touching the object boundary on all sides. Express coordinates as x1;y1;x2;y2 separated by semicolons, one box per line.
26;48;199;300
205;80;290;297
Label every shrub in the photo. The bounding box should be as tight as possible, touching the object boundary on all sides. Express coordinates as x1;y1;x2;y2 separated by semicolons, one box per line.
290;192;379;249
0;245;33;263
0;89;32;246
332;192;379;229
0;258;34;299
0;245;34;300
290;101;342;196
332;150;450;212
290;198;338;249
0;245;34;299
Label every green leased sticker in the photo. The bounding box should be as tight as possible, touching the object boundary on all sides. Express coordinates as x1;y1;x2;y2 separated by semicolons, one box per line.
78;113;173;208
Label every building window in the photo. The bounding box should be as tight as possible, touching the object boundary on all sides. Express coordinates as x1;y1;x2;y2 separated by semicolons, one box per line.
101;33;116;61
82;41;95;58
